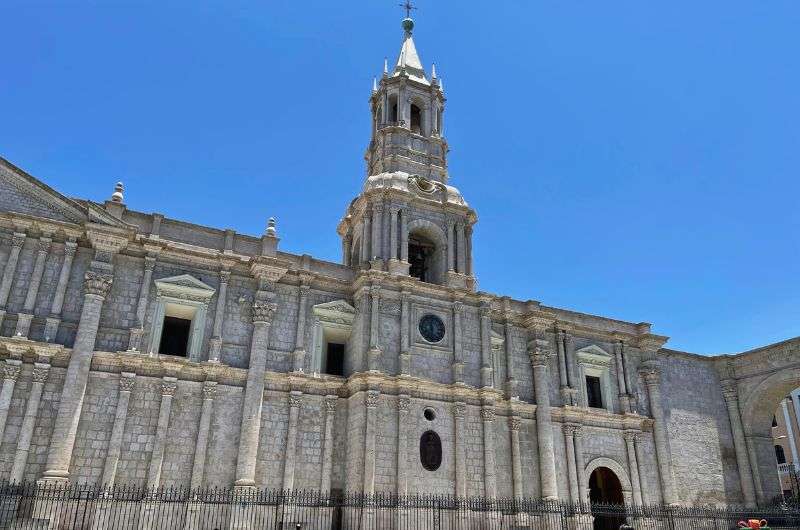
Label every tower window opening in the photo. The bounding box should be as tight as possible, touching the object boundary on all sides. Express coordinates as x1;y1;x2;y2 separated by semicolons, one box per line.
586;375;603;409
409;235;435;283
389;95;398;124
410;104;422;134
159;316;191;357
775;445;787;465
324;343;345;377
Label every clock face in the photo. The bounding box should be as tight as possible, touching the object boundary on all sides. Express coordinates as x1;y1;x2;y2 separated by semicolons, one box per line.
419;314;445;343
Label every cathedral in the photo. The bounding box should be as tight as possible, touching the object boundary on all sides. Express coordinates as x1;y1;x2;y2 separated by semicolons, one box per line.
0;12;797;529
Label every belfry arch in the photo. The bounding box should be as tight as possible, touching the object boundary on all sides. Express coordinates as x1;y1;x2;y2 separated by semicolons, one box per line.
405;219;446;285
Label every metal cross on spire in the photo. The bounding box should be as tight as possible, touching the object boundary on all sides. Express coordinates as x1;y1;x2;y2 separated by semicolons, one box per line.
399;0;417;18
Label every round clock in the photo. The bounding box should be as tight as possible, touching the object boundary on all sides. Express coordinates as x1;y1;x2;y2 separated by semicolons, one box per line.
419;314;445;343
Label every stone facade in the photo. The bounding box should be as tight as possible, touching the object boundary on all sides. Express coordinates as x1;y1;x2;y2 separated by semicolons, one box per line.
0;16;797;526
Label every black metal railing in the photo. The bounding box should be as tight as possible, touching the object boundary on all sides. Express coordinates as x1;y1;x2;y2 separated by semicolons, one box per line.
0;481;799;529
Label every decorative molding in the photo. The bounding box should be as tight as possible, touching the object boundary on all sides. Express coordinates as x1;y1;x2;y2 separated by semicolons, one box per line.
365;390;380;409
31;363;50;384
84;271;114;298
119;373;136;392
202;381;217;399
154;274;216;302
252;301;278;324
161;378;178;397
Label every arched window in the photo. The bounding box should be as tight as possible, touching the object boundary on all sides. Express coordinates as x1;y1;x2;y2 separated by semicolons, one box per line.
408;233;437;283
410;104;422;134
775;445;787;465
389;95;398;123
420;431;442;471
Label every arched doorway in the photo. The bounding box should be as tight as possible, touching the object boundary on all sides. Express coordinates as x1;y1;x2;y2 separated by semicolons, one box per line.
589;467;625;530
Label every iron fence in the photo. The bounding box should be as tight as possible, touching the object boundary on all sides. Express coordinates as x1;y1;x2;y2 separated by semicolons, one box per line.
0;481;799;530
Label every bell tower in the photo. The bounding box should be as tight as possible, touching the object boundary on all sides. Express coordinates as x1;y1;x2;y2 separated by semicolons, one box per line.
338;13;477;291
366;16;448;183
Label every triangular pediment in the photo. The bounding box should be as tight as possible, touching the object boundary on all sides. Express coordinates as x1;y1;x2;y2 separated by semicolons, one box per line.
0;158;87;224
155;274;216;300
313;299;356;327
313;300;356;315
576;344;613;366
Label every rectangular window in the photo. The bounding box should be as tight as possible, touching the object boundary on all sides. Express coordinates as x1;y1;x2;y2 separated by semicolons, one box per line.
586;375;603;409
325;343;345;376
159;316;191;357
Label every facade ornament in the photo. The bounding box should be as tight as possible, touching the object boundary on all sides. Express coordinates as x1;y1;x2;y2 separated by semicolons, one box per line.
325;396;338;413
480;407;495;422
508;416;522;432
219;269;231;284
623;430;640;443
63;240;78;258
84;270;114;298
288;392;303;408
397;396;411;413
452;301;464;314
37;237;52;253
452;402;467;419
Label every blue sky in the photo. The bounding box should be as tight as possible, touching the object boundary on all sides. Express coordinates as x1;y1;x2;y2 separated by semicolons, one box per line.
1;1;798;354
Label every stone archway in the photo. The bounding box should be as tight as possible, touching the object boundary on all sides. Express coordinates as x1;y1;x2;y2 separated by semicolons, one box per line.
405;219;447;285
585;459;629;530
725;338;800;504
584;457;633;505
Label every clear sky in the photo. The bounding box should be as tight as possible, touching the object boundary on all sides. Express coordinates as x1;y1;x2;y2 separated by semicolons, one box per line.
1;1;798;355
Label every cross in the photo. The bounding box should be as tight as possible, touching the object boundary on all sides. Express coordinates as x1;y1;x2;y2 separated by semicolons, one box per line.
399;0;416;18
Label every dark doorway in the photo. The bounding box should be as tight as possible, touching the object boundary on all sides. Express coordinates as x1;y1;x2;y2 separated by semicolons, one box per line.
325;343;345;376
410;104;422;134
408;235;435;283
589;467;625;530
159;316;191;357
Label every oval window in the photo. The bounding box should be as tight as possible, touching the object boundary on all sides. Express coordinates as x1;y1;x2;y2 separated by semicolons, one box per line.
420;430;442;471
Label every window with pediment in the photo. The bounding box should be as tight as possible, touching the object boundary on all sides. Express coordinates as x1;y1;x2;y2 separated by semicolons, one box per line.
576;345;614;413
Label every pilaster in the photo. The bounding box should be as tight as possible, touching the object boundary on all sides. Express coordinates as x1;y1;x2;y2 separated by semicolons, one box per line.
10;361;50;482
721;379;757;507
508;416;523;500
367;285;382;371
639;361;677;505
480;404;497;498
127;254;157;352
452;402;467;498
396;395;411;495
623;431;643;505
0;359;22;445
0;233;26;330
319;395;337;493
363;390;380;494
100;372;136;487
292;283;310;372
208;268;230;362
189;380;217;490
15;236;52;337
146;377;177;489
529;335;558;500
44;239;77;342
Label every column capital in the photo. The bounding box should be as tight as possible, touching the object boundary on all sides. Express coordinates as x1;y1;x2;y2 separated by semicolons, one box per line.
508;416;522;432
37;237;52;253
32;362;50;384
623;430;640;443
63;240;79;257
202;380;217;399
639;364;661;386
529;346;552;367
365;390;380;409
453;300;464;314
288;391;303;408
219;269;231;283
397;395;411;413
324;395;338;413
11;232;26;248
119;372;136;392
480;407;495;422
252;300;277;324
143;254;157;271
3;361;21;382
84;270;114;298
161;377;178;397
452;401;467;419
562;423;580;436
479;301;491;317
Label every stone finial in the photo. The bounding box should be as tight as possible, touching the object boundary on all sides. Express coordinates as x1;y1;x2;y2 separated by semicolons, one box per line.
383;57;389;77
372;77;378;93
266;217;277;237
111;182;124;203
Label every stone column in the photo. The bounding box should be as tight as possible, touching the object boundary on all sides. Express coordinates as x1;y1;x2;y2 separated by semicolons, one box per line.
446;220;455;271
362;214;371;263
465;226;473;277
371;204;383;263
41;266;114;483
399;290;411;374
633;433;649;504
555;329;570;398
452;402;467;498
563;424;580;503
389;207;399;262
721;380;757;507
342;235;351;266
479;302;493;388
623;431;643;505
44;240;77;341
146;377;177;489
396;395;411;495
189;381;217;490
292;284;310;371
100;372;136;487
639;363;677;505
0;360;22;444
234;296;276;488
481;405;497;498
530;348;558;500
127;255;156;351
400;209;409;263
614;341;632;413
10;362;49;483
208;270;230;362
452;301;464;383
0;233;26;330
573;425;588;503
367;286;382;371
282;391;303;490
456;224;467;273
15;236;51;337
363;390;380;494
319;395;337;494
509;416;523;500
504;317;518;399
